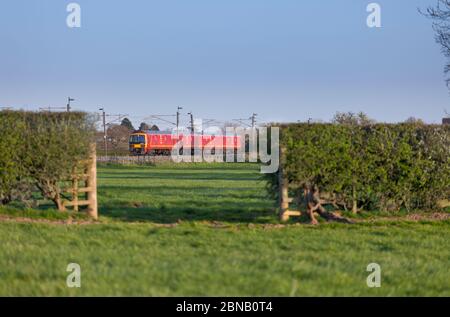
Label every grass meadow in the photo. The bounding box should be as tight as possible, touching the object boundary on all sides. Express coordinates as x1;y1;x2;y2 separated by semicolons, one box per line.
0;163;449;296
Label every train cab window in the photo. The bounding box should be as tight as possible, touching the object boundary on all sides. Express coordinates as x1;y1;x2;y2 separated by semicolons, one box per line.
129;135;145;144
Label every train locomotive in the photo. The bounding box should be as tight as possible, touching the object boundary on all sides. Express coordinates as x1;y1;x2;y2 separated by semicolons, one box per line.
129;130;241;156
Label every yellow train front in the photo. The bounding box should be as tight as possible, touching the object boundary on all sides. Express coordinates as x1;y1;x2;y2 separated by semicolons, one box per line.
129;132;148;155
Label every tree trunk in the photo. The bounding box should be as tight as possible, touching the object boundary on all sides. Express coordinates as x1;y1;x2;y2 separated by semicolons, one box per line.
53;195;65;212
52;183;65;211
352;183;358;214
37;180;66;212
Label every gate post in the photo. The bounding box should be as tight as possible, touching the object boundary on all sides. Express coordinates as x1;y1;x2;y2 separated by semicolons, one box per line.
279;147;290;222
86;144;98;219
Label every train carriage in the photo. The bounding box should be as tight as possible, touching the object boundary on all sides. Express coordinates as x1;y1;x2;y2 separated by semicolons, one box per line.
129;130;241;156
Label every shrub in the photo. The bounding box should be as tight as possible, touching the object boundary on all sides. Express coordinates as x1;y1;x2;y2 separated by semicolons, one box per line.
267;122;450;212
0;111;95;210
0;112;27;204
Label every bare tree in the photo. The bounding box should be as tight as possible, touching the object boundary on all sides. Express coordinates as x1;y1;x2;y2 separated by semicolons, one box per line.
150;124;160;131
139;122;150;131
120;117;134;131
422;1;450;87
405;117;425;125
332;112;375;125
107;124;130;154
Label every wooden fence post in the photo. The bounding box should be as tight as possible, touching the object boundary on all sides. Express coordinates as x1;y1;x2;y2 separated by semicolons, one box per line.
86;145;98;219
279;147;290;222
278;147;302;222
71;167;79;212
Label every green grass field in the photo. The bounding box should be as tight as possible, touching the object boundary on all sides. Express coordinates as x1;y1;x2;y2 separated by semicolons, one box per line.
0;163;449;296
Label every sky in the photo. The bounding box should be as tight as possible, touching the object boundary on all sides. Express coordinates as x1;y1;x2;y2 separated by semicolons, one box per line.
0;0;449;127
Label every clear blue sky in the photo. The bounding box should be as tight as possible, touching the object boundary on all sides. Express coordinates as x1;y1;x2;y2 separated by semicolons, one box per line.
0;0;448;125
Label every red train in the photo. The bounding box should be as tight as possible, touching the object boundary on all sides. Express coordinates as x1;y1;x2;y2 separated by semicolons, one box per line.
129;130;241;155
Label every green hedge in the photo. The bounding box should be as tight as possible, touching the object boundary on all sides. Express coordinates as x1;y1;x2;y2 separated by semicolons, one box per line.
0;111;95;209
267;123;450;212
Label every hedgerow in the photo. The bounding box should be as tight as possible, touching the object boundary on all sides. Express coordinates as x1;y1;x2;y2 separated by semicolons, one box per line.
0;111;95;209
267;122;449;212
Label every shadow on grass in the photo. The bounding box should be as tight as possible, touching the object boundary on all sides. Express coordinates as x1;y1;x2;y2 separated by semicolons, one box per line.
97;164;279;224
99;185;265;199
99;173;259;182
99;200;277;224
98;163;259;171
